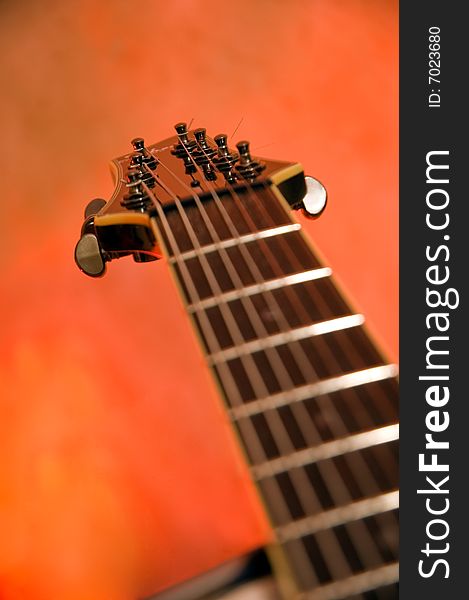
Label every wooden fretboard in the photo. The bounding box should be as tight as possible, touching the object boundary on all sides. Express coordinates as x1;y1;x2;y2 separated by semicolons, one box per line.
151;183;399;600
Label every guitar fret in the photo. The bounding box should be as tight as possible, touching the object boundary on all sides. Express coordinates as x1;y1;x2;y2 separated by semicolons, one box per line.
168;223;302;262
207;314;365;365
257;441;398;528
228;365;398;419
187;267;332;312
301;381;398;444
153;184;399;595
275;491;399;543
214;328;387;406
251;424;399;480
193;277;353;353
298;562;399;600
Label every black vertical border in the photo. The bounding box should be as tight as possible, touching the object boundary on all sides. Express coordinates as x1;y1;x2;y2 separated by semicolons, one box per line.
400;3;467;598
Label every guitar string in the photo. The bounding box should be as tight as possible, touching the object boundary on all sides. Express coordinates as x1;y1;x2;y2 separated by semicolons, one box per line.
140;172;329;584
203;135;398;429
150;144;394;576
163;136;396;572
202;135;397;425
199;136;399;504
217;159;401;554
230;117;244;140
145;181;263;412
182;137;398;571
197;137;399;564
147;189;354;564
131;127;394;572
148;162;396;584
188;136;396;468
142;172;355;585
148;164;327;500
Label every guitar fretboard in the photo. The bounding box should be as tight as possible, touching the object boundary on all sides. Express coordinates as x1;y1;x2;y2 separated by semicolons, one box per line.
152;184;398;600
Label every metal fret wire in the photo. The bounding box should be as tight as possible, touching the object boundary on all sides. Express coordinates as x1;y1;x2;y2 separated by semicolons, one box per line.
144;172;292;453
147;138;397;588
195;151;401;578
153;159;361;584
199;140;399;484
198;160;400;584
159;195;394;592
146;172;348;587
168;222;302;262
143;175;314;582
203;137;397;426
191;136;398;574
300;563;399;600
203;135;397;418
178;156;394;510
144;180;257;411
161;138;394;584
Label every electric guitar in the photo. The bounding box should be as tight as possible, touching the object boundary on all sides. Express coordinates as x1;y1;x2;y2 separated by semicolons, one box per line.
74;124;399;600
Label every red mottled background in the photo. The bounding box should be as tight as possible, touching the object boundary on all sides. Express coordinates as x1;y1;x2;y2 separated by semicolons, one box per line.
0;1;397;599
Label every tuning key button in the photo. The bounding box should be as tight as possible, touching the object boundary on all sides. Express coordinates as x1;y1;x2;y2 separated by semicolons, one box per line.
75;233;106;277
84;198;107;219
301;176;327;218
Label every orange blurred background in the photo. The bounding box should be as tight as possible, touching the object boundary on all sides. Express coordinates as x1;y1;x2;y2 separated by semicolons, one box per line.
0;1;397;599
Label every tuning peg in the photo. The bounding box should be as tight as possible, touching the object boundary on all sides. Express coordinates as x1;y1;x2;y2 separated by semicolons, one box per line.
193;128;216;158
213;134;238;182
173;123;197;152
120;170;151;211
174;122;190;145
301;176;327;218
131;137;145;152
234;140;265;179
171;123;197;175
214;134;230;155
191;128;217;180
128;153;156;188
131;137;157;170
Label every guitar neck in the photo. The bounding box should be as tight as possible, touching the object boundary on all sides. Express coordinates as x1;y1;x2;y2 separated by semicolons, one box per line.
151;183;399;599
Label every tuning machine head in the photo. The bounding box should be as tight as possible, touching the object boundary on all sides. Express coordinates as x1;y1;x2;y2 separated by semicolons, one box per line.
131;137;158;170
234;140;266;180
74;198;108;277
300;176;327;219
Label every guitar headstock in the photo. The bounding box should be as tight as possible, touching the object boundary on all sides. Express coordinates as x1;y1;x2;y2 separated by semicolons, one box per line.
75;123;327;277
